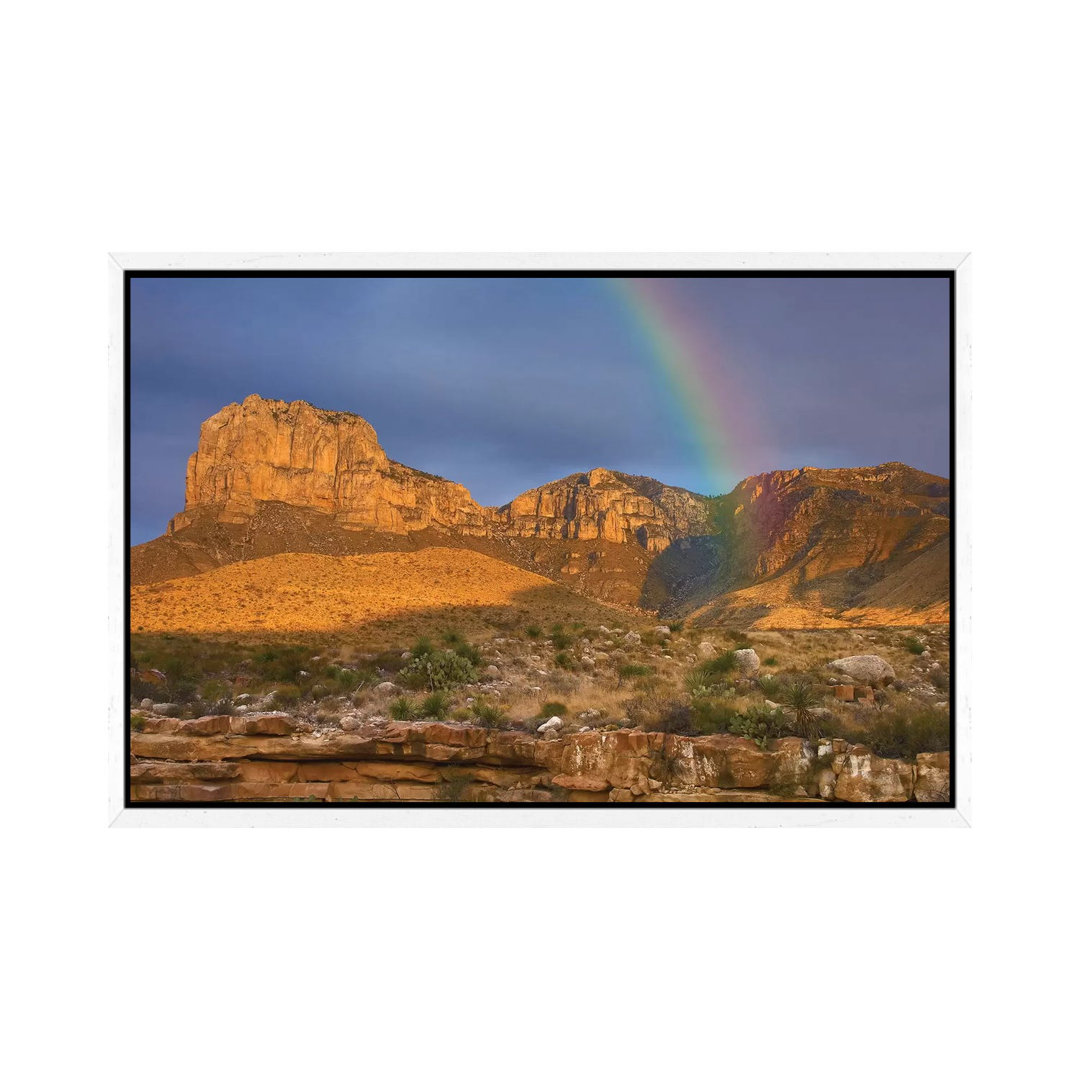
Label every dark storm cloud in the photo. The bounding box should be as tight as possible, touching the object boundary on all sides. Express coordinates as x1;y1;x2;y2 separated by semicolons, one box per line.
128;275;950;544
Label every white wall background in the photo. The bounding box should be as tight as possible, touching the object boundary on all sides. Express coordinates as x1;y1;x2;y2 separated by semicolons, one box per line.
4;2;1074;1077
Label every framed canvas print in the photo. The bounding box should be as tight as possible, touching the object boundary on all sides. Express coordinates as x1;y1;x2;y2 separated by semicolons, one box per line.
110;253;970;826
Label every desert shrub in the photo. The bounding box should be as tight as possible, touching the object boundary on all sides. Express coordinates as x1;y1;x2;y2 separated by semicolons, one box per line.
763;657;778;667
525;625;542;639
668;620;685;633
757;674;782;697
441;630;464;647
419;692;451;720
390;696;419;722
929;667;950;692
618;663;653;685
451;708;472;722
903;636;926;655
400;650;477;690
551;630;573;650
684;668;713;697
540;701;567;718
688;699;740;735
270;683;302;707
775;679;825;740
724;629;751;646
649;702;695;735
860;705;950;760
433;774;473;802
310;683;334;701
702;651;738;678
329;667;362;693
471;701;509;729
554;651;573;670
254;645;314;684
208;697;235;715
129;714;146;732
452;641;482;666
727;711;782;749
410;637;435;659
372;650;408;673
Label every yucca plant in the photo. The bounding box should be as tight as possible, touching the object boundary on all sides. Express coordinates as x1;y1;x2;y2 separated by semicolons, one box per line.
389;696;418;722
779;679;821;740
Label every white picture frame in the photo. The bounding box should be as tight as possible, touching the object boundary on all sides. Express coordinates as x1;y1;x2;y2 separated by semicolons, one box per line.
109;252;971;827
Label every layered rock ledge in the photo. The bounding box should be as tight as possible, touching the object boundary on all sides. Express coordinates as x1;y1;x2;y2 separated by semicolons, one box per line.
130;715;950;805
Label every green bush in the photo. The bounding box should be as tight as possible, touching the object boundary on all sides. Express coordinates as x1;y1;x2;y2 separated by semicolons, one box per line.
411;637;435;659
903;636;926;655
540;701;567;718
860;705;949;760
778;678;822;740
270;683;302;707
618;664;653;680
702;651;738;678
525;625;542;639
554;651;573;670
551;630;573;650
684;668;713;697
130;714;147;732
668;620;685;633
441;630;464;647
389;696;419;722
400;650;477;690
419;692;451;720
763;656;778;667
471;702;509;729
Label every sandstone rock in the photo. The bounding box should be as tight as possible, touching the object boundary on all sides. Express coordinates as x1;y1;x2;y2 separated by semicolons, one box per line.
483;665;501;678
833;749;913;802
655;626;671;636
914;752;950;802
373;681;398;695
832;685;855;702
151;703;180;716
623;631;642;646
537;716;562;734
698;642;717;659
827;655;896;687
733;648;760;675
139;698;153;710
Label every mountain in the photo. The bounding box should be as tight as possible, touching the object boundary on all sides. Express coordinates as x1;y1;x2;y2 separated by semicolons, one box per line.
131;395;950;627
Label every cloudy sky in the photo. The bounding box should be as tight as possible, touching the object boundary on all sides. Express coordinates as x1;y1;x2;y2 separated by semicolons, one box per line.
129;274;951;544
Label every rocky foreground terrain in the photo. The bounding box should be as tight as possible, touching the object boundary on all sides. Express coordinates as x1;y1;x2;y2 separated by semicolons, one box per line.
130;622;951;804
132;394;950;627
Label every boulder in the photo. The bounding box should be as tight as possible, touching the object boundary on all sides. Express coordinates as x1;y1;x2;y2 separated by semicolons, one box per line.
373;681;398;695
537;716;562;734
483;665;501;678
623;631;641;646
698;641;717;659
827;655;896;687
733;648;760;675
914;752;950;802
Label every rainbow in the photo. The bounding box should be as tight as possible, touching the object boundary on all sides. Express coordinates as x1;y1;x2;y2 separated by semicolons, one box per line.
604;276;762;497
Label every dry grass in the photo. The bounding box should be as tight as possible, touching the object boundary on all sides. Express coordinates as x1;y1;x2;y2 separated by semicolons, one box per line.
131;547;634;639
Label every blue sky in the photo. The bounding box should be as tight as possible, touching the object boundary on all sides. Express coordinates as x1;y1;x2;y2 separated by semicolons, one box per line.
129;274;950;544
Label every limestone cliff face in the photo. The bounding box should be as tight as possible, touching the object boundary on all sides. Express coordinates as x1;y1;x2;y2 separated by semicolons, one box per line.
498;468;711;553
170;395;494;536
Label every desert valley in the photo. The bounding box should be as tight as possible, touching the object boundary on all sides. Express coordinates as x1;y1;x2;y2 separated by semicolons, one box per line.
129;394;951;805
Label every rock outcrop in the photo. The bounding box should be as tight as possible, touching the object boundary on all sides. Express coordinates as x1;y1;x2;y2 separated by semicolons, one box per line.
170;395;494;536
129;715;949;804
499;468;711;553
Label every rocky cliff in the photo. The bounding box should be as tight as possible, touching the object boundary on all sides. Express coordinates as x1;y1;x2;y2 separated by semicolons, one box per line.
170;395;494;536
643;462;951;625
499;468;711;553
129;713;950;804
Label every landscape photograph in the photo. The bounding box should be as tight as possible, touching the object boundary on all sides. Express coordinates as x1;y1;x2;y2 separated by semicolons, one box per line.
127;270;953;807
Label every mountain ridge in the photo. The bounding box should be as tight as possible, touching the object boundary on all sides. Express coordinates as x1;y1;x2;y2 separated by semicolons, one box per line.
133;394;950;627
